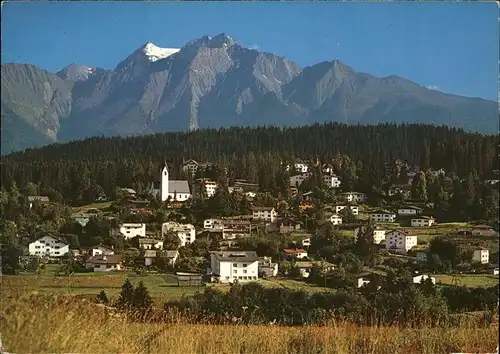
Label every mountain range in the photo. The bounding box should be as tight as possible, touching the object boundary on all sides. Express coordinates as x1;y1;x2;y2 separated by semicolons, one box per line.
1;33;497;154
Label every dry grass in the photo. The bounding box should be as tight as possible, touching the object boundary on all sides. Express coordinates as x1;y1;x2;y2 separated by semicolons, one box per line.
1;293;498;354
435;274;499;288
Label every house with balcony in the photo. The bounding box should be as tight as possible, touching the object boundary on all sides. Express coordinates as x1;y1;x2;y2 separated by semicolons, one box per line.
85;255;123;272
411;216;435;227
139;238;164;250
252;207;277;223
283;248;308;260
162;222;196;247
258;257;279;277
330;214;343;225
323;175;341;188
370;210;397;223
472;248;489;264
397;206;424;216
29;235;69;258
372;226;387;244
385;229;418;254
334;205;359;216
209;251;259;283
340;192;368;203
110;223;146;240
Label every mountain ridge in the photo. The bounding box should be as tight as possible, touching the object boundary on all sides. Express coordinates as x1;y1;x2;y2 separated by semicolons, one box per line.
1;33;497;154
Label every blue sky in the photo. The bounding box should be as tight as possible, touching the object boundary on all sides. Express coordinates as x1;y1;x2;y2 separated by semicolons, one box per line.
2;2;498;101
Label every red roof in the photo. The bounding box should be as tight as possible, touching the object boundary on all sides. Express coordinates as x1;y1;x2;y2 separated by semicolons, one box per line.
283;248;307;254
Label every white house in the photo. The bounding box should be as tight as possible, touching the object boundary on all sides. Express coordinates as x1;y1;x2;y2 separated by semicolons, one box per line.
193;178;218;198
372;227;387;244
411;216;435;227
388;185;411;199
341;192;368;203
370;210;397;223
385;229;418;253
149;164;192;202
286;161;309;173
334;205;359;216
29;235;69;258
301;237;311;248
209;251;259;283
357;277;371;288
252;207;277;223
90;245;115;257
289;173;311;187
323;175;341;188
162;222;196;247
111;223;146;239
85;255;123;272
330;214;343;225
472;248;489;264
283;248;308;260
397;206;423;216
204;218;224;230
413;274;436;285
139;238;164;250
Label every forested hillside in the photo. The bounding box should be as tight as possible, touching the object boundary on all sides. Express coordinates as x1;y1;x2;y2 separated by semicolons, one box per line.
1;122;498;206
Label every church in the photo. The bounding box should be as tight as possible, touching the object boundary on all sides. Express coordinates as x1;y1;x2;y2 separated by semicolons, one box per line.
148;164;192;202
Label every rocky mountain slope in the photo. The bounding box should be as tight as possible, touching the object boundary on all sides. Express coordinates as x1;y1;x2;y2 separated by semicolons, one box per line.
1;33;497;154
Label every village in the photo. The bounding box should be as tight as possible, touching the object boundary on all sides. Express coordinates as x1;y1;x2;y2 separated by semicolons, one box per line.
16;157;499;296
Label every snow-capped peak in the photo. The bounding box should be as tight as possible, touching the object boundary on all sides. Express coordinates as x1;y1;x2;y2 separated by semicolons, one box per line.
142;42;180;62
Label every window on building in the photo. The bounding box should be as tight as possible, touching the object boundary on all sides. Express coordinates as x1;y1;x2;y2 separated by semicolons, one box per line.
243;270;247;274
233;270;237;274
233;263;237;267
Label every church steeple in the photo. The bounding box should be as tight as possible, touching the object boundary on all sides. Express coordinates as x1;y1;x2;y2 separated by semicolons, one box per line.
161;163;169;201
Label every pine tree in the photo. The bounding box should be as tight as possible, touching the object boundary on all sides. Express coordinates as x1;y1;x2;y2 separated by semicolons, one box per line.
117;279;135;310
132;281;153;311
96;290;109;304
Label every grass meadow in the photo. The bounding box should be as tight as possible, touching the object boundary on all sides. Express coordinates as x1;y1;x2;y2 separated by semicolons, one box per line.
1;292;498;354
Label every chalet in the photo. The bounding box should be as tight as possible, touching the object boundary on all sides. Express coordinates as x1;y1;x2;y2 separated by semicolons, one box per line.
258;257;279;277
472;248;489;264
388;185;411;199
471;225;498;237
144;249;179;267
370;210;397;223
283;248;308;260
27;196;50;209
120;188;137;198
340;192;368;203
334;205;359;216
29;235;69;258
209;251;259;283
385;229;418;254
192;178;218;198
323;175;341;188
138;238;164;250
89;245;115;257
277;218;302;234
162;222;196;247
229;180;259;194
397;206;423;216
181;159;200;177
110;223;146;239
411;216;435;227
290;172;311;187
286;161;309;174
330;214;343;225
252;207;277;222
85;255;123;272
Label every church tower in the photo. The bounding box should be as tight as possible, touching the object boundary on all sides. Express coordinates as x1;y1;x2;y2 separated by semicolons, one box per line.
160;163;169;201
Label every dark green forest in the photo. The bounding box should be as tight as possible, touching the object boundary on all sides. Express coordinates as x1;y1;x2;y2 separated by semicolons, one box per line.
1;122;498;206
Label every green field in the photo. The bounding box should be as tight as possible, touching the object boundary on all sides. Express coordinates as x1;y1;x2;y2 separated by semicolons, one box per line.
2;268;334;303
435;274;499;288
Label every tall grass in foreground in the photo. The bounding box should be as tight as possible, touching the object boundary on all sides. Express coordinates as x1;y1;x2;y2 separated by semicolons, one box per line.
1;294;498;354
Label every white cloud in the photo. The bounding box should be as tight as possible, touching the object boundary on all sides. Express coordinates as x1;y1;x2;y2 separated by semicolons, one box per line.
248;44;260;50
426;85;440;91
